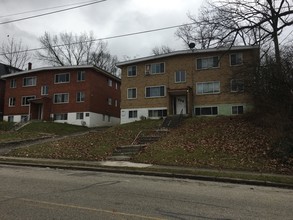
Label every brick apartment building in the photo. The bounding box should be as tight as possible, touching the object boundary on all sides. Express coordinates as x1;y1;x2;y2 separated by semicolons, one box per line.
116;46;259;124
0;63;21;120
1;65;121;127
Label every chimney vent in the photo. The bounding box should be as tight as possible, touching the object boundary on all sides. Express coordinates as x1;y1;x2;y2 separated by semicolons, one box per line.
28;62;32;70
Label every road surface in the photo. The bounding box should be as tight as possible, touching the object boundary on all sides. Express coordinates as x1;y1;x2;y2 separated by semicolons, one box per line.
0;164;292;219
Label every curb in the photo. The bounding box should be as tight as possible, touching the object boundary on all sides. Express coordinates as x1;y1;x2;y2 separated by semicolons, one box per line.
0;158;292;190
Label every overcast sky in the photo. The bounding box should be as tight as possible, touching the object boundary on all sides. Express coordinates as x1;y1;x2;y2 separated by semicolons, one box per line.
0;0;204;68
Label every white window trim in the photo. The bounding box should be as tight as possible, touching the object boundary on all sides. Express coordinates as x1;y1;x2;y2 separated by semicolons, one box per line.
76;112;84;120
10;79;16;88
196;56;220;70
175;70;186;83
128;110;138;118
145;85;166;98
196;81;221;95
127;65;137;77
21;95;36;106
194;106;219;116
77;70;85;82
23;76;37;87
41;85;49;95
76;91;85;103
127;87;137;99
8;97;16;107
145;62;165;75
108;79;113;87
53;93;69;104
54;73;70;84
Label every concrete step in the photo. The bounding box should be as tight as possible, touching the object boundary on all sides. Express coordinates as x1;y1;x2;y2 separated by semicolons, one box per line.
106;155;131;161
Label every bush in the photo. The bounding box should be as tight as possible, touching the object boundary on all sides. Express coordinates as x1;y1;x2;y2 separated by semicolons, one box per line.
270;135;293;163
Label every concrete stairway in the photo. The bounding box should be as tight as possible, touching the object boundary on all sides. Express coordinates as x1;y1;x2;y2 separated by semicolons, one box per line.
107;129;168;161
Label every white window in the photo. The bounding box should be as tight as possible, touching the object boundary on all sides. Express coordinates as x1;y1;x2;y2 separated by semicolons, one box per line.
41;85;48;95
108;79;113;87
175;71;186;83
195;107;218;116
129;110;137;118
230;53;243;66
127;88;137;99
197;57;219;69
54;93;69;104
127;66;137;77
8;97;16;107
77;71;85;81
148;109;167;117
10;79;16;88
54;113;68;120
76;91;85;102
145;63;165;75
23;76;36;87
196;82;220;95
55;73;70;83
145;86;165;98
232;106;244;115
21;96;36;106
76;112;84;119
115;83;118;90
108;98;112;105
115;99;118;107
231;79;244;92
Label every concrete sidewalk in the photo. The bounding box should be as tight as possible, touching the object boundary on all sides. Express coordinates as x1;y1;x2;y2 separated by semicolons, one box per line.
0;156;292;189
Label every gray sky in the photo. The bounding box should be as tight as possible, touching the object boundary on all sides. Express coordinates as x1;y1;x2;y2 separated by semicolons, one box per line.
0;0;204;67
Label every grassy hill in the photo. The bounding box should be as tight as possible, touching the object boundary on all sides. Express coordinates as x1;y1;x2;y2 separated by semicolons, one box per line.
4;116;293;175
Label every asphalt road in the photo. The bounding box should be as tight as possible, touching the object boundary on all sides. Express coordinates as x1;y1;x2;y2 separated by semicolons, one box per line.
0;165;292;220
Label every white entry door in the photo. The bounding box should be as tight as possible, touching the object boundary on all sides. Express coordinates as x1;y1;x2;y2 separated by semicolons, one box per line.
175;96;186;115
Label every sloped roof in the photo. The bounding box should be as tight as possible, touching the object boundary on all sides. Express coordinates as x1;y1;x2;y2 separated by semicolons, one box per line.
0;63;22;76
0;64;121;82
116;45;259;67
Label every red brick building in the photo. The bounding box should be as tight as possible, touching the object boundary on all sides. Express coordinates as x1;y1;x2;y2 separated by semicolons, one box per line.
1;65;121;127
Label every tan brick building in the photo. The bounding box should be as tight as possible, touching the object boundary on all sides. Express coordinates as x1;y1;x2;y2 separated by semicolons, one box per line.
116;46;259;124
1;65;121;127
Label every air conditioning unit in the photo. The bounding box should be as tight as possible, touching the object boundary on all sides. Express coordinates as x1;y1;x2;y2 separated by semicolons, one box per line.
81;121;86;126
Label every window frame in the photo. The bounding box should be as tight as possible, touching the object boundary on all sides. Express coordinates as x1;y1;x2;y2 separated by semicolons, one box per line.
195;106;218;116
127;88;137;99
148;109;167;118
41;85;49;95
53;93;69;104
54;73;70;84
77;70;85;82
196;56;219;70
129;110;138;119
8;97;16;107
230;53;243;66
76;91;85;102
145;62;165;75
145;85;166;98
54;113;68;120
21;96;36;106
231;79;244;92
23;76;37;87
127;65;137;77
196;81;220;95
232;106;244;115
10;79;16;88
108;97;112;105
76;112;84;120
175;70;186;83
108;79;113;87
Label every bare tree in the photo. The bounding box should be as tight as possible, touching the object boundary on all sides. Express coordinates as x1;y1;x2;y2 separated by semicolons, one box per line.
152;45;174;55
36;32;118;73
176;0;293;65
0;37;30;70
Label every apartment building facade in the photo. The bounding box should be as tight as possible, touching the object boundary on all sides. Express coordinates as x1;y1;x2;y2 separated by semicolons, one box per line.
117;46;259;124
1;65;121;127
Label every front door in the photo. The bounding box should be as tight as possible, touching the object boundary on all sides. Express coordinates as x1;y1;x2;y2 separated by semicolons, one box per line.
175;96;187;115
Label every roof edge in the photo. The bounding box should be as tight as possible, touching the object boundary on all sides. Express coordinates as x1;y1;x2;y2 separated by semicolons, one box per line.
116;45;259;67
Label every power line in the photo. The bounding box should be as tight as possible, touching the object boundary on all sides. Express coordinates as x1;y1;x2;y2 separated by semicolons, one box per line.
0;23;195;56
0;0;100;19
0;0;107;25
